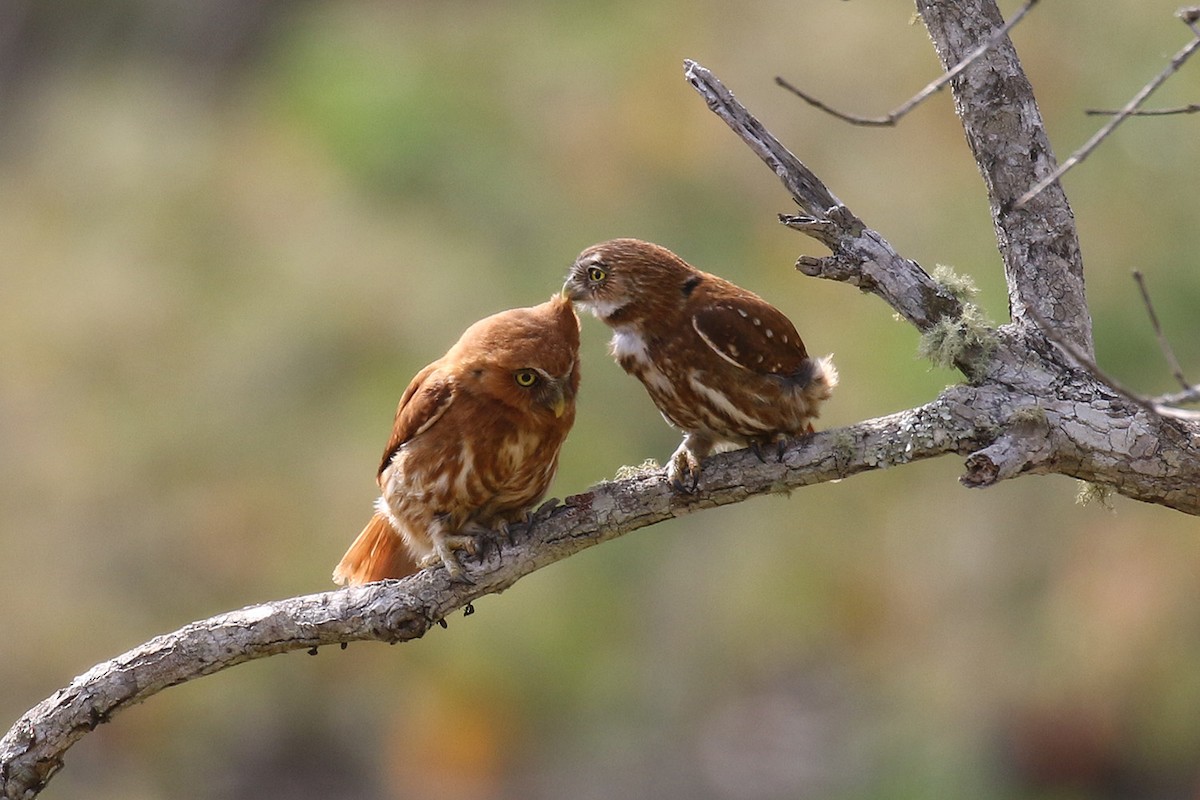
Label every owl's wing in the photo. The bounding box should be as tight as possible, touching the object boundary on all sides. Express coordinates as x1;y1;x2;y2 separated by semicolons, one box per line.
691;297;811;376
377;363;456;478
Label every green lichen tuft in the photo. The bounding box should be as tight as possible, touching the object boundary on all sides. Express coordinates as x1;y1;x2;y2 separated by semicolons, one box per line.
917;302;997;378
1075;480;1116;511
614;458;661;480
931;263;980;303
918;264;998;378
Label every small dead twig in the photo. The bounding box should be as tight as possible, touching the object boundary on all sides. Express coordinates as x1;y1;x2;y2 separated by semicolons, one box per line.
1086;103;1200;116
1025;305;1200;422
1180;5;1200;31
1157;385;1200;407
1133;270;1191;392
1132;270;1200;407
774;0;1040;126
1015;14;1200;208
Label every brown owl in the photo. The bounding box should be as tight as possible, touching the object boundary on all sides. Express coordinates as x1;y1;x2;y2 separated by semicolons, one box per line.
333;294;581;585
563;238;835;491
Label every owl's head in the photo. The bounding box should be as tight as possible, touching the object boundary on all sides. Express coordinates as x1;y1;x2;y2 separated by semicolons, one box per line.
453;294;581;419
563;238;695;326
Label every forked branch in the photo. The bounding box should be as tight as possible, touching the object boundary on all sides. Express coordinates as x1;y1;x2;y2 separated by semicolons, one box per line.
1016;17;1200;208
774;0;1041;127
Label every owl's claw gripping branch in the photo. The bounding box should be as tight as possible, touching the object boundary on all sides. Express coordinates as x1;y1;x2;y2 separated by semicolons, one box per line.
667;452;703;494
421;531;479;584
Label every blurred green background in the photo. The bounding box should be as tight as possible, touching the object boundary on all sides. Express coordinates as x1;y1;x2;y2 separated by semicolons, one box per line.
2;1;1198;798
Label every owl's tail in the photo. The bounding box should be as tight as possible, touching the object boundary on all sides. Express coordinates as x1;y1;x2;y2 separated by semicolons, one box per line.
801;354;838;404
793;356;838;434
332;511;418;586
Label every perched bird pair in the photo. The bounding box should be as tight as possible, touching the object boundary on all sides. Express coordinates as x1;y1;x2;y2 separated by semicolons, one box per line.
333;238;837;586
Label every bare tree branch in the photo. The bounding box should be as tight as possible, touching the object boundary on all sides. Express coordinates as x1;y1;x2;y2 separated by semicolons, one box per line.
1016;22;1200;208
774;0;1041;127
683;60;963;334
0;399;987;800
1158;385;1200;407
1134;270;1193;393
1085;103;1200;117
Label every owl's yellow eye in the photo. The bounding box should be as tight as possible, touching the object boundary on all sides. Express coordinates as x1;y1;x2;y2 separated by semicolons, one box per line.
587;266;606;283
514;369;539;387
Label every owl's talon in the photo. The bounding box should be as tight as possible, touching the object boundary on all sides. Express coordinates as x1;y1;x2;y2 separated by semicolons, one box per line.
447;568;476;586
422;532;481;583
462;519;516;552
748;435;789;464
441;553;477;585
667;434;710;494
667;450;703;493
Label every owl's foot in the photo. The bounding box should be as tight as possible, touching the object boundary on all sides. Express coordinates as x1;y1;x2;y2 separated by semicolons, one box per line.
748;434;789;464
667;438;708;493
462;519;517;552
667;448;702;493
420;533;479;585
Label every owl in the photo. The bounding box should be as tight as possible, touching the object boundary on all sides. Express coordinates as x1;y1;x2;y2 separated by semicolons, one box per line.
563;238;836;491
333;294;581;586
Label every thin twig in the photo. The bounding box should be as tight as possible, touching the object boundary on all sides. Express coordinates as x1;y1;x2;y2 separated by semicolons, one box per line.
774;0;1041;126
1133;270;1192;391
1157;385;1200;407
1181;5;1200;32
1085;103;1200;116
1015;24;1200;208
1025;305;1200;421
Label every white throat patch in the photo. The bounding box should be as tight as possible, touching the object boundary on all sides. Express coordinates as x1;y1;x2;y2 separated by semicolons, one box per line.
610;328;650;364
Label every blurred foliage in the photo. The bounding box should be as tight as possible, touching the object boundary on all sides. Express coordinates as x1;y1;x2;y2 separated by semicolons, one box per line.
1;2;1198;799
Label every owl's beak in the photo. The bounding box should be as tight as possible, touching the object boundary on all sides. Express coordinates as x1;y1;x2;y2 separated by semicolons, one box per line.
543;372;576;418
561;275;583;302
547;383;567;418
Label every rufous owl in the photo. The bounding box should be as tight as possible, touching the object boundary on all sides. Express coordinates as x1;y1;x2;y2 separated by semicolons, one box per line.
563;238;835;491
333;294;581;585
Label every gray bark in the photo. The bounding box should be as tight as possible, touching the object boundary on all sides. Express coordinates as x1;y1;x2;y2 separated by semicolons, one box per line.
3;2;1197;797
